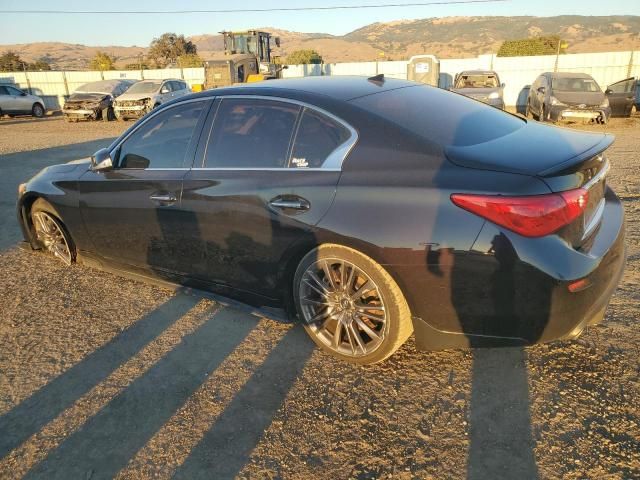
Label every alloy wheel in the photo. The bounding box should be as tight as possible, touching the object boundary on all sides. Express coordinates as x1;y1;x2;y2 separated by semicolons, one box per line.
299;258;387;357
32;211;73;266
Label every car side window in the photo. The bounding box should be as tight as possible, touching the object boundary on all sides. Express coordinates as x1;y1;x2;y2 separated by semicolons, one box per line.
117;101;207;169
205;98;300;168
7;86;22;95
0;86;8;95
290;108;351;168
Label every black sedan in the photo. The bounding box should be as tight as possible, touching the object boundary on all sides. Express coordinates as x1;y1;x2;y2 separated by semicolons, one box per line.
17;76;626;364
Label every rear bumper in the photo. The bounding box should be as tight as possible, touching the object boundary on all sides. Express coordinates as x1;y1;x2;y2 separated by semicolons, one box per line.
403;188;626;350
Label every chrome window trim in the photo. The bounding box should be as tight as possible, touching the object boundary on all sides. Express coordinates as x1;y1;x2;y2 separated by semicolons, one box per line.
205;94;359;171
191;167;340;172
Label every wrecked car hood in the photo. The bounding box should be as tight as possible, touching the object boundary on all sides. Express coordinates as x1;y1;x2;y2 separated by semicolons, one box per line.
66;93;109;104
115;92;156;102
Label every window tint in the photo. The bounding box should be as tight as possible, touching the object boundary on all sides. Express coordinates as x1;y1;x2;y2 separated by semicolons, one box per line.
609;79;634;94
352;85;524;147
117;101;206;169
205;98;300;168
7;86;22;95
290;108;351;168
0;86;8;95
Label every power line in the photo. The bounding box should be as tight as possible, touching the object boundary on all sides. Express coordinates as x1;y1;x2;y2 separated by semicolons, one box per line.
0;1;508;15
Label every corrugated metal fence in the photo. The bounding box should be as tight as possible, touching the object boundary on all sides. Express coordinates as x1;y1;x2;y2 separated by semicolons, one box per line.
0;50;637;109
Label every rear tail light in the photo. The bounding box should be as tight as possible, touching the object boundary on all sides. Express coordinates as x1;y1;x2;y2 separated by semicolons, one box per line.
451;188;589;238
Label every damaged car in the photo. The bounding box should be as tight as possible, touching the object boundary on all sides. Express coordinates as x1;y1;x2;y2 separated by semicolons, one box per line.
527;72;611;124
63;79;135;122
450;70;505;109
113;79;190;120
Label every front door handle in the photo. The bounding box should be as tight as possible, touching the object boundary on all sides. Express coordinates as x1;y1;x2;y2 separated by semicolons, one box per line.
269;196;310;211
150;192;177;206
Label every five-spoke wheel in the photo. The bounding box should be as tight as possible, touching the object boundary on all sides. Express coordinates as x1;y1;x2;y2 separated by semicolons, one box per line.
31;200;75;266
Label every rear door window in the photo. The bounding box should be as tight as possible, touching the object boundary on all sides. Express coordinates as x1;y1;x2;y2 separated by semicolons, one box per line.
290;108;351;168
204;98;300;168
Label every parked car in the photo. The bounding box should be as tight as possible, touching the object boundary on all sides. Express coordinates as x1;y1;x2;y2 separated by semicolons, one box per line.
0;84;45;118
450;70;505;109
63;79;135;122
605;77;638;117
113;79;190;120
17;76;625;364
527;72;611;124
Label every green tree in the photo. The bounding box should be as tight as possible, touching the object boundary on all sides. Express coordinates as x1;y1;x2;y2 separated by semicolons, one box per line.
177;53;203;68
89;51;116;71
285;49;323;65
497;36;567;57
30;57;52;71
148;33;197;68
0;50;28;71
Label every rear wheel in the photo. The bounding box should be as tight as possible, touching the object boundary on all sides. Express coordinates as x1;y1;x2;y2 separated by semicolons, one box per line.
32;103;45;118
294;244;413;365
31;199;75;266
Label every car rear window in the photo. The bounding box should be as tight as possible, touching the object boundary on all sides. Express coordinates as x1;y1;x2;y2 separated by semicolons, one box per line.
351;85;524;147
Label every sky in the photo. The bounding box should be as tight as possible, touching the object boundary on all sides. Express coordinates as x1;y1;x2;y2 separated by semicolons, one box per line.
0;0;639;46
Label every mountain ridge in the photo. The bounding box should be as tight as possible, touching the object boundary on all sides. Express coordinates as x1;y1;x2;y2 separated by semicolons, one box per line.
1;15;638;70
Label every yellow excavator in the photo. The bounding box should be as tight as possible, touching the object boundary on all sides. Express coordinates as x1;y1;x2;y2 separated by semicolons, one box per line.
204;30;285;89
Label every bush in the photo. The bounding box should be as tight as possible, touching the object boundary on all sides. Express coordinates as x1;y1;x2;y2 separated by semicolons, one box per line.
497;36;566;57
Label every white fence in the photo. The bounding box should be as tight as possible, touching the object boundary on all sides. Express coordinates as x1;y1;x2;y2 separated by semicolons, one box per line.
1;50;637;109
0;68;205;110
283;50;639;107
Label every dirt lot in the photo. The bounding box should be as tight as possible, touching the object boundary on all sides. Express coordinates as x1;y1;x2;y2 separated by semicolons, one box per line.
0;115;638;479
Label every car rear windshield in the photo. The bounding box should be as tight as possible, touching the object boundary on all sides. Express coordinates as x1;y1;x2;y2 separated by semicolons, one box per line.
551;77;601;93
455;74;498;89
351;85;524;147
127;82;162;94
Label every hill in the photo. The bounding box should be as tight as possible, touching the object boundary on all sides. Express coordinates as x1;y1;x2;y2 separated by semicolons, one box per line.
1;15;639;69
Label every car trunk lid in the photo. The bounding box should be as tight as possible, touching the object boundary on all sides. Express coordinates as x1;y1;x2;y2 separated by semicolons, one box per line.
446;120;613;247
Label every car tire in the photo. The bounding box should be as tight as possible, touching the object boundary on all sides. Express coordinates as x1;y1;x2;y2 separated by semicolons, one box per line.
30;199;76;266
294;244;413;365
31;103;45;118
106;107;116;121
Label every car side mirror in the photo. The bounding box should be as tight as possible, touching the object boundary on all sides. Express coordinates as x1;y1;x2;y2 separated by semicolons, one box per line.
160;87;170;94
537;87;546;94
20;91;27;96
605;88;613;95
91;148;114;172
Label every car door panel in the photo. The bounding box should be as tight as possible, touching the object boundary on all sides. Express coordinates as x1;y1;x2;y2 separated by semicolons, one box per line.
607;78;636;117
178;97;353;300
78;99;212;273
180;169;340;298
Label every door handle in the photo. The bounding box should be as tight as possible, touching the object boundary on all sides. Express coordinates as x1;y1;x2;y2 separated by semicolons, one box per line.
150;192;177;205
269;197;310;211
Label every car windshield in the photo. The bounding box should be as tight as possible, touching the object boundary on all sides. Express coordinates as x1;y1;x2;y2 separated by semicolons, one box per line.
455;74;498;89
126;82;162;94
552;77;601;93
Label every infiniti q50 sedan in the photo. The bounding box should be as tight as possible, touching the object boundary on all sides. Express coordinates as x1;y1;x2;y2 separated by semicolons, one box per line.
17;76;626;364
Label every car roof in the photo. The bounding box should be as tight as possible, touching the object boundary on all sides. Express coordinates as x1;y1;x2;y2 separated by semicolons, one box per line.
194;76;420;102
544;72;595;79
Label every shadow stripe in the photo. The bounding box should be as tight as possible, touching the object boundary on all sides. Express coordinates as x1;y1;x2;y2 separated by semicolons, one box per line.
24;307;258;480
174;326;314;480
0;293;199;459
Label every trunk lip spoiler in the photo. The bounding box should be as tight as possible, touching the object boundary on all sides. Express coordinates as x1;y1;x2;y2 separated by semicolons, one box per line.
538;133;614;177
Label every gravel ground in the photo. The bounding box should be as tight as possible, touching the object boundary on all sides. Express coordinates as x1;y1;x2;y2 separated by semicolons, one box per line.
0;115;638;479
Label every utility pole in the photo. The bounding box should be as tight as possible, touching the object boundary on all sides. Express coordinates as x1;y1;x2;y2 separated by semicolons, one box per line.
554;38;569;73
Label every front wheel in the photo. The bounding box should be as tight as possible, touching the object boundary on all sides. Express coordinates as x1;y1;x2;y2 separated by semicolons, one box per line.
31;199;75;266
32;103;45;118
294;244;413;365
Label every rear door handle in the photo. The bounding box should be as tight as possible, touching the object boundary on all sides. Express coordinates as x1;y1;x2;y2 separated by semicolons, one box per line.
269;196;310;211
150;192;177;206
